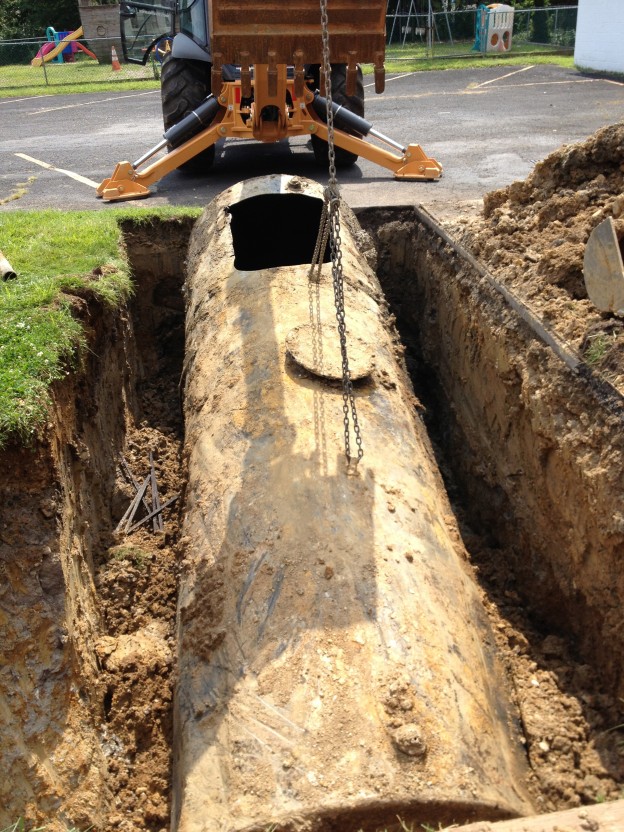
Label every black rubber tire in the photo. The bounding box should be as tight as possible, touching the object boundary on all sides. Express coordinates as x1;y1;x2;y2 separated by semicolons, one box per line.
307;63;365;168
161;56;215;173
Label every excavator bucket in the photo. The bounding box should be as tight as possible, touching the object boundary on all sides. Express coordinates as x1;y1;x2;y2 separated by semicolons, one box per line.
208;0;387;96
209;0;386;63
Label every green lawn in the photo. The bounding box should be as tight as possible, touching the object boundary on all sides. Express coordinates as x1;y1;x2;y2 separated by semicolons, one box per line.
0;44;576;99
0;208;199;447
383;40;574;72
0;55;160;97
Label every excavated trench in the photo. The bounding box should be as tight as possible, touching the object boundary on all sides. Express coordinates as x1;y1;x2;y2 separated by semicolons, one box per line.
2;192;624;831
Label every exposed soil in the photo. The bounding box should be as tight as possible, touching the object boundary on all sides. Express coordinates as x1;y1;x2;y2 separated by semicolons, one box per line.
2;127;624;829
459;121;624;391
359;121;624;818
95;420;182;832
90;219;190;832
456;121;624;813
0;219;190;832
359;201;624;818
470;531;624;814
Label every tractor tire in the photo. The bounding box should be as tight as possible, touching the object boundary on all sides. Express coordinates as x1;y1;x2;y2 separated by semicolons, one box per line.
307;63;365;168
161;56;215;174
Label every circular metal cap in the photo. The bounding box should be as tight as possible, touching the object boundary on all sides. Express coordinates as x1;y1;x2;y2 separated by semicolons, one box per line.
286;323;374;381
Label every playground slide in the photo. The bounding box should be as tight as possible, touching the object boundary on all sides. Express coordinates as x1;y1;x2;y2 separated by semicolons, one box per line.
31;27;92;67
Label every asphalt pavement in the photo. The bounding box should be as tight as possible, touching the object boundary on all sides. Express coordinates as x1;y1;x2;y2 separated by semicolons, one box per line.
1;64;623;217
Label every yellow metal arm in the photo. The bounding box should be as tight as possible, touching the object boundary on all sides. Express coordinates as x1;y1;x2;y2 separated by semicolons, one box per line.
97;73;442;202
309;121;443;181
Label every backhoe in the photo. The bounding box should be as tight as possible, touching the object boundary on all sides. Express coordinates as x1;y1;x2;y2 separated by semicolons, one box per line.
98;1;442;201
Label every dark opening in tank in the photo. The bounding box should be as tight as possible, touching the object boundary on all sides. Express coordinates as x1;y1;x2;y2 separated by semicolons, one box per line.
228;193;331;270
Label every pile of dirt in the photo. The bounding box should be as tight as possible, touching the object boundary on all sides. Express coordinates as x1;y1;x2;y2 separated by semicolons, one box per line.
430;123;624;811
461;121;624;390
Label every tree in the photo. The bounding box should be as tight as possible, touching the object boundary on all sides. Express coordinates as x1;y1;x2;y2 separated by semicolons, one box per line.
530;0;550;43
0;0;81;40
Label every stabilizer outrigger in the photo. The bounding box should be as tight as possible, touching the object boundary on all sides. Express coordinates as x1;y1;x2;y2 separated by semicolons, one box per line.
96;66;442;202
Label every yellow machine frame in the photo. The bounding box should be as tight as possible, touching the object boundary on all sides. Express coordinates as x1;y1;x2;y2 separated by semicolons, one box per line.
97;65;442;202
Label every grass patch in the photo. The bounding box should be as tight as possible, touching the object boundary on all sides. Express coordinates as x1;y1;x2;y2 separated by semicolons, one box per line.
583;332;616;366
108;544;152;570
384;52;575;73
0;207;200;448
0;57;160;98
379;43;575;73
0;177;37;206
0;822;46;832
0;45;576;99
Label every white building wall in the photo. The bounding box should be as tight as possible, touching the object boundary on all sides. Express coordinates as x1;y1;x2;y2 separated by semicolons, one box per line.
574;0;624;73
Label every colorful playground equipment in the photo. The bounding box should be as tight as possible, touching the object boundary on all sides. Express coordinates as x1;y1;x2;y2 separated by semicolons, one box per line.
474;3;515;54
31;27;98;67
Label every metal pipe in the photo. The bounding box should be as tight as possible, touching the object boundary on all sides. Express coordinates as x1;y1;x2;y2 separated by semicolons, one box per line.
174;175;533;832
312;92;372;137
0;250;16;280
312;94;407;153
132;138;169;170
369;126;406;153
132;95;222;169
163;95;221;148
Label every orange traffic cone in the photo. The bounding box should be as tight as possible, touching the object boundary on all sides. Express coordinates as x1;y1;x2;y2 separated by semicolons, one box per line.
111;46;121;71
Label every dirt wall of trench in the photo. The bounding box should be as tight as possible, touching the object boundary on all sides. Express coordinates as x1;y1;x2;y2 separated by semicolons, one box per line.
0;217;193;832
3;200;624;827
0;292;138;829
357;206;624;703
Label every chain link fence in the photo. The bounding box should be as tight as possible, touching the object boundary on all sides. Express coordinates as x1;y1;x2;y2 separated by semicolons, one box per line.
386;5;577;58
0;6;577;93
0;35;159;92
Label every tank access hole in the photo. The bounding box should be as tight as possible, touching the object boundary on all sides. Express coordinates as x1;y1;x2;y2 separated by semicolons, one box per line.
228;193;331;271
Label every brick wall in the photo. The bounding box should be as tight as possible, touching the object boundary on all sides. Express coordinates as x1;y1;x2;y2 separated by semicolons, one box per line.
79;3;123;65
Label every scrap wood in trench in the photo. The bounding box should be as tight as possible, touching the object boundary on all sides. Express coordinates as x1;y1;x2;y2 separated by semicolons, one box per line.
150;450;164;533
116;472;151;534
126;494;179;534
172;174;533;832
116;453;174;535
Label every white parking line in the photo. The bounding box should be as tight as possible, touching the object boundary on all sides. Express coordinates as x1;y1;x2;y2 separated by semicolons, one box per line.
487;78;599;88
15;153;99;188
364;71;416;89
29;90;159;115
0;95;54;105
474;65;535;87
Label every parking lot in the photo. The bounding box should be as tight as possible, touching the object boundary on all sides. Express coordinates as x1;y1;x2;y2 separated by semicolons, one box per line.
1;64;623;217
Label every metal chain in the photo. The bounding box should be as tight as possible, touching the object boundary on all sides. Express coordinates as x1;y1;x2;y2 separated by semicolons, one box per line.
318;0;364;466
308;200;331;284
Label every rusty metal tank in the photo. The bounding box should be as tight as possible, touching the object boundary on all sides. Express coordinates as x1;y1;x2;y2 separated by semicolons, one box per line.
173;174;533;832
